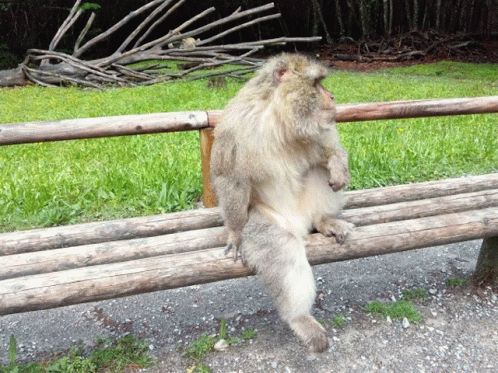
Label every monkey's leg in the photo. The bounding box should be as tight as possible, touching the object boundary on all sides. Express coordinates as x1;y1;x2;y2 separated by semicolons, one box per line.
242;213;329;352
213;176;251;261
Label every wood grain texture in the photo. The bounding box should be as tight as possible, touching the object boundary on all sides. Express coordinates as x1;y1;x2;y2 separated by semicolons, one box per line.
200;128;216;208
2;97;497;145
2;188;497;280
0;208;223;255
0;207;496;315
0;111;209;145
2;174;497;255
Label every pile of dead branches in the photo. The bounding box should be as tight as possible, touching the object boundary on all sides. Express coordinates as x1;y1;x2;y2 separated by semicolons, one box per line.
0;0;320;88
330;31;496;63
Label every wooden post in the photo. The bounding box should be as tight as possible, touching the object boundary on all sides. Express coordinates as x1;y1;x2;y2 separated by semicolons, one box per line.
474;236;498;285
200;128;216;207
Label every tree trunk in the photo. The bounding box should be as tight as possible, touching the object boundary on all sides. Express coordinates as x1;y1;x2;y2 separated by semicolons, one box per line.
334;0;345;37
0;67;29;87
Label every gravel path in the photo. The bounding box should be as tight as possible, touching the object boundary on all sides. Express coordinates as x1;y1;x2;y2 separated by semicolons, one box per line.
1;240;497;372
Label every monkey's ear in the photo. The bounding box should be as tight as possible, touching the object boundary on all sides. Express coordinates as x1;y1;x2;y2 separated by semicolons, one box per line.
274;61;289;83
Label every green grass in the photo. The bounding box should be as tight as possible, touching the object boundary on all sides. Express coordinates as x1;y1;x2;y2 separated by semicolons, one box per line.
330;314;347;328
0;335;154;373
446;277;469;287
183;334;216;361
240;327;257;340
401;287;429;301
0;61;497;231
363;299;422;323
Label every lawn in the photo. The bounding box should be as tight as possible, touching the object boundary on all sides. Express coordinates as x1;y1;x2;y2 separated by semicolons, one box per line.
0;61;497;232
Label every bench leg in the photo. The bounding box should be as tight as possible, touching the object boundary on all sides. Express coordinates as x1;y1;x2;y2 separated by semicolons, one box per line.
200;128;217;208
474;236;498;285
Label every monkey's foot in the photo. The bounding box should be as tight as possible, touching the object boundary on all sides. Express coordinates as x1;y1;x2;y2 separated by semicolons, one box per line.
315;217;354;244
223;243;247;265
289;315;329;353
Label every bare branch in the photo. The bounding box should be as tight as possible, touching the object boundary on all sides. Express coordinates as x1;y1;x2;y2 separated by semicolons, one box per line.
8;1;324;88
133;0;187;48
174;3;276;42
116;0;175;54
176;47;262;77
28;49;129;84
109;7;216;66
22;67;58;87
74;0;166;58
23;66;104;89
197;13;281;46
112;64;153;80
49;0;82;51
74;12;96;54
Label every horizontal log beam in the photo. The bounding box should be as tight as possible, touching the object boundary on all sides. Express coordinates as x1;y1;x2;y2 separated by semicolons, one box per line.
2;188;498;280
346;173;498;208
207;96;498;126
334;96;498;122
1;207;497;315
2;173;497;255
1;97;497;145
0;112;209;146
0;209;223;256
0;227;226;280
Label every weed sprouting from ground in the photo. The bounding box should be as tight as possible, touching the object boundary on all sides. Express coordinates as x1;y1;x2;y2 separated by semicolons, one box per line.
0;335;154;373
330;314;348;328
363;300;422;323
402;287;429;301
446;277;469;287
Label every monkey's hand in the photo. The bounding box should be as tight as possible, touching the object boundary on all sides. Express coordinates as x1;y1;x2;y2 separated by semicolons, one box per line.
328;169;350;192
224;230;244;263
327;151;350;192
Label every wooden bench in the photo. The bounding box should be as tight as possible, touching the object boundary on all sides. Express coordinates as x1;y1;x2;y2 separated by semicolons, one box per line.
1;97;497;316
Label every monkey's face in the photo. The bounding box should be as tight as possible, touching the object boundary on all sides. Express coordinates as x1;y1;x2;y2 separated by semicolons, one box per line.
315;80;336;123
277;73;336;127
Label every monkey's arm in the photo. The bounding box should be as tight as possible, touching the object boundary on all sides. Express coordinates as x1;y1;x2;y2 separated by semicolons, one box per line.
319;127;350;192
214;176;251;261
326;147;350;192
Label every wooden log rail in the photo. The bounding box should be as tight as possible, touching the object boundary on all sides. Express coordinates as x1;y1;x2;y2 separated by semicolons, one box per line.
0;96;497;315
1;96;498;146
0;173;498;315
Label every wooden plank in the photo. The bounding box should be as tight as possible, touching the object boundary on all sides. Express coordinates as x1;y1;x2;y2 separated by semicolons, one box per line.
0;112;209;145
2;97;497;146
346;173;498;208
344;188;498;226
2;174;497;255
0;209;223;255
0;207;497;315
200;128;216;208
335;96;498;122
3;188;498;280
206;96;498;127
0;227;226;280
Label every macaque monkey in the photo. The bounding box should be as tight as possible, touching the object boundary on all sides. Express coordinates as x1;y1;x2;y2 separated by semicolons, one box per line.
210;53;353;352
167;34;197;49
180;37;197;50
